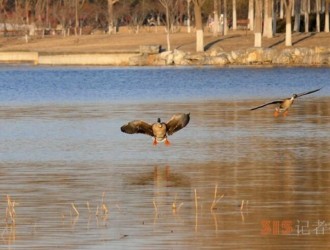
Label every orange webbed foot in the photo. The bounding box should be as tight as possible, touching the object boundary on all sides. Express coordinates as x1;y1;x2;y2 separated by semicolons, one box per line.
165;139;171;146
153;138;158;146
283;111;289;117
274;110;279;117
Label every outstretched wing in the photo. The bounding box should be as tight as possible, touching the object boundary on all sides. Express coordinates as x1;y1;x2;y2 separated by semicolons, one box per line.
250;100;283;111
166;113;190;135
296;87;322;98
120;120;154;137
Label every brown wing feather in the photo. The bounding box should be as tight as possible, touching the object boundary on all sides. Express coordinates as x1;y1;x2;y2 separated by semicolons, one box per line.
250;100;283;111
166;113;190;135
120;120;154;137
296;87;322;98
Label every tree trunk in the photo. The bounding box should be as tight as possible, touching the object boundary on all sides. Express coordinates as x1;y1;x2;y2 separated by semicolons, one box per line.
284;0;292;46
219;0;224;35
263;0;273;38
25;0;30;25
166;6;171;50
75;0;78;36
46;0;49;28
248;0;254;30
213;0;219;36
194;0;204;52
159;0;175;50
316;0;321;32
303;0;309;32
325;0;329;32
232;0;237;30
254;0;263;47
272;0;276;34
280;0;284;18
223;0;228;35
263;0;268;36
108;0;118;34
293;0;301;32
187;0;191;33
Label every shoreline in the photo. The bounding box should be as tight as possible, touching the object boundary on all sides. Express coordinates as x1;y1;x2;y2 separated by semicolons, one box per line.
0;46;329;67
1;29;329;67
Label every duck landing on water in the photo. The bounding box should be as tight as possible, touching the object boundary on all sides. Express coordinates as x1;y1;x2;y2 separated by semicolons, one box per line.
250;88;322;117
120;113;190;146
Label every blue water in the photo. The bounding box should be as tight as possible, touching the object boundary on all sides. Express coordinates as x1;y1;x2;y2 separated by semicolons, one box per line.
0;66;328;105
0;66;330;249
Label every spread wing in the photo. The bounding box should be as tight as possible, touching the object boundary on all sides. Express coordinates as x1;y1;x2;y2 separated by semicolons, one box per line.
250;100;283;111
296;87;322;98
166;113;190;135
120;120;154;137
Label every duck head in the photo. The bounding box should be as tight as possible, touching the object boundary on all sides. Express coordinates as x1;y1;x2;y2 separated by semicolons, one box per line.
156;118;163;127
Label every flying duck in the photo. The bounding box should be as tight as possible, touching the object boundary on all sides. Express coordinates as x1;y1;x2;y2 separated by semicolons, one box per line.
250;88;322;117
120;113;190;145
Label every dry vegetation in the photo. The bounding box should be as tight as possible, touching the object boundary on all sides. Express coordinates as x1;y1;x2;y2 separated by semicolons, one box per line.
0;26;329;54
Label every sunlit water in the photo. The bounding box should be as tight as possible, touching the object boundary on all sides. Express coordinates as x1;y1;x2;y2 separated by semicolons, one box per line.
0;66;329;249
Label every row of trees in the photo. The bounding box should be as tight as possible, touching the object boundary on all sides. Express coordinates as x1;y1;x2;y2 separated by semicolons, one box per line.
193;0;329;51
0;0;329;52
250;0;330;48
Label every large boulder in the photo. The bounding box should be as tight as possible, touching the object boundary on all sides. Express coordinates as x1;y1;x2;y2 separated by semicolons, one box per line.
185;53;206;65
230;49;247;64
262;48;278;63
246;48;264;64
139;45;161;54
274;49;294;64
173;49;188;65
159;51;174;65
206;53;230;65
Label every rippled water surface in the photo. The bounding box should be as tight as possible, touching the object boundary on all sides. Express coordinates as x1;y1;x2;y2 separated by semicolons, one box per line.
0;66;329;249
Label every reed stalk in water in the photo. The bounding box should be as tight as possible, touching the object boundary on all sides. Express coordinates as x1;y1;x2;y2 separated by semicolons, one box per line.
71;203;79;216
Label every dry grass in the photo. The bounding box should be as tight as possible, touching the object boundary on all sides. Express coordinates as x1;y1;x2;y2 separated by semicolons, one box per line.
0;26;329;54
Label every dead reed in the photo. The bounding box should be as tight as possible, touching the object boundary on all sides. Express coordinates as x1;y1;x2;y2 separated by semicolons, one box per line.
210;184;225;211
5;195;16;225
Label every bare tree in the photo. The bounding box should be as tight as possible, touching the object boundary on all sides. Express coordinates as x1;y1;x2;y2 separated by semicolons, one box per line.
316;0;321;32
248;0;254;30
325;0;329;32
293;0;301;32
108;0;119;34
187;0;192;33
232;0;237;30
213;0;219;36
159;0;179;51
223;0;228;35
263;0;273;38
283;0;293;46
303;0;309;32
280;0;284;18
219;0;223;34
53;0;74;36
193;0;206;52
254;0;263;47
24;0;31;25
75;0;85;36
272;0;277;34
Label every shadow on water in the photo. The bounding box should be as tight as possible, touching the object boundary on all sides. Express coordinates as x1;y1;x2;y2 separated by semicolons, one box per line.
0;96;330;249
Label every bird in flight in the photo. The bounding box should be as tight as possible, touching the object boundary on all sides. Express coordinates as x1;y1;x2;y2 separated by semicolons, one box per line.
250;88;322;117
121;113;190;145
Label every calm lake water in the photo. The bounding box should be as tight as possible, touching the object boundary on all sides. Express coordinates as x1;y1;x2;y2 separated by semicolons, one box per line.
0;66;329;249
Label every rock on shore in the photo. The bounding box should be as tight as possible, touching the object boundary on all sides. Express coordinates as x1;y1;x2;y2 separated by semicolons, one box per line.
0;46;329;66
129;46;330;66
